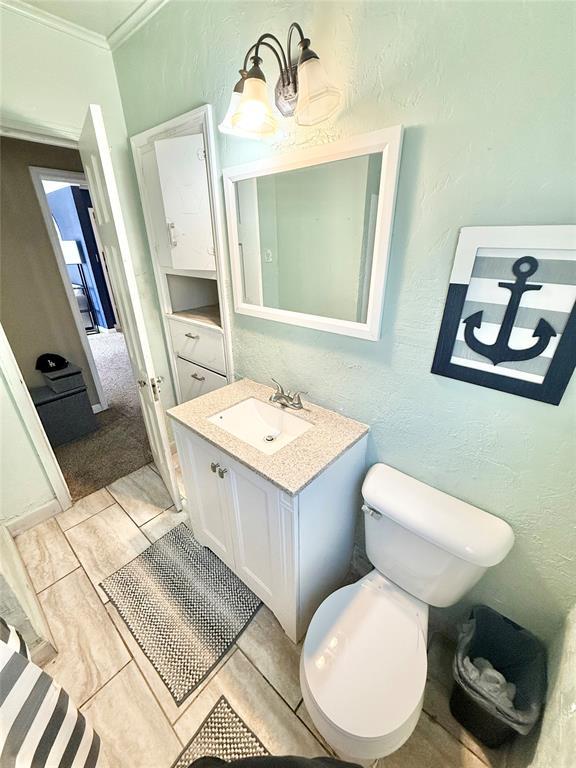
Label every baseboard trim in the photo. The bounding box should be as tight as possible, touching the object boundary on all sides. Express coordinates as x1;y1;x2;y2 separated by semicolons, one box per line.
30;639;58;667
5;498;62;536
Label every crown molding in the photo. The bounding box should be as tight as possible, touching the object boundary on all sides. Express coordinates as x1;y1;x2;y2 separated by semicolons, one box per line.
108;0;169;51
0;0;110;49
0;0;168;53
0;116;80;148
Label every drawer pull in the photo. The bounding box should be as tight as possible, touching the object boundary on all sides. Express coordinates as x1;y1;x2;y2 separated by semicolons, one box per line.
191;373;206;382
218;467;228;479
185;333;200;340
210;462;220;473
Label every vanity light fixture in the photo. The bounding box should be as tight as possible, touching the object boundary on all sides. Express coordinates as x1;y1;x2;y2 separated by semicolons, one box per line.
218;22;341;139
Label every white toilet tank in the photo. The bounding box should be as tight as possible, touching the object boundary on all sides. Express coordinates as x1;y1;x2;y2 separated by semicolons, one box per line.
362;464;514;607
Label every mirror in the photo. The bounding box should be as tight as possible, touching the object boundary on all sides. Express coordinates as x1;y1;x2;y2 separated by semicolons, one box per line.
223;127;403;339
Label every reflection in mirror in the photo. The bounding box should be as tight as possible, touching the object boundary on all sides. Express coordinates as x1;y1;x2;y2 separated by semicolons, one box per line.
234;153;382;323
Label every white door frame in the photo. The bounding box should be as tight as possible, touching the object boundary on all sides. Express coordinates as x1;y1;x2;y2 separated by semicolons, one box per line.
29;166;108;412
0;323;72;511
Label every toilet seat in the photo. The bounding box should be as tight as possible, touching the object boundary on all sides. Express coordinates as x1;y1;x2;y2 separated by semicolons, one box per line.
300;571;428;759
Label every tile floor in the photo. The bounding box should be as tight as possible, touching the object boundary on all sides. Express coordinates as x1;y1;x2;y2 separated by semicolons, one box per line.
14;464;510;768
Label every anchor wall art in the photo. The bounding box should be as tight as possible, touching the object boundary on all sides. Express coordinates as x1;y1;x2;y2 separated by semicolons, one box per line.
432;226;576;405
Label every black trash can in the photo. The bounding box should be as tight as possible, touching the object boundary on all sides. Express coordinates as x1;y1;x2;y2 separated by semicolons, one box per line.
450;605;547;748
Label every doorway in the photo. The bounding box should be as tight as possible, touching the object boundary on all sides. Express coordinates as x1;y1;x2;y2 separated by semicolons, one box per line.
0;137;154;500
42;178;118;335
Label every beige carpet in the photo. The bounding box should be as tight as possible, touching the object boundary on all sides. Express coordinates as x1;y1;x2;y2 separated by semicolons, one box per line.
55;331;153;501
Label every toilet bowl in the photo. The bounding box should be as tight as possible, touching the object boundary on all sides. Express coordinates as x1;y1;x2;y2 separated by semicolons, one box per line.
300;463;515;761
300;570;428;760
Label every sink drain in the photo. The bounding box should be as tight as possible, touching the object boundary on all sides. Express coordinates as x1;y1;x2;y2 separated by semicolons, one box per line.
264;434;276;442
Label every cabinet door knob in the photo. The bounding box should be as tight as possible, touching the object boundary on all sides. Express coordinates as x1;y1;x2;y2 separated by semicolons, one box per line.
217;467;228;479
185;333;200;340
191;373;205;381
210;462;220;473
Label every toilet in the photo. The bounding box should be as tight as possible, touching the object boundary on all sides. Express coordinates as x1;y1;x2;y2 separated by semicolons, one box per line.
300;464;515;762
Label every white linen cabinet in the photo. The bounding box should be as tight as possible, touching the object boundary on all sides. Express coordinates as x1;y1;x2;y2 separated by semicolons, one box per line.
131;105;233;405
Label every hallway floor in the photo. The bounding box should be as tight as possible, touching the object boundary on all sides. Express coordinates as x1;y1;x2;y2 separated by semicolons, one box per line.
15;466;509;768
55;330;152;500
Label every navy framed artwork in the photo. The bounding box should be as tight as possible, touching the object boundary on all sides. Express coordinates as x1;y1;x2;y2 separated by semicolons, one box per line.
432;226;576;405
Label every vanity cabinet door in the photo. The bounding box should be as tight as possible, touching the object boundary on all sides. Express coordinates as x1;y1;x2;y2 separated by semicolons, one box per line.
219;457;289;610
178;432;236;570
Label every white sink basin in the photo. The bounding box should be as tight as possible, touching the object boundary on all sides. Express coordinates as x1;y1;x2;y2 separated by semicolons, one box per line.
208;397;313;455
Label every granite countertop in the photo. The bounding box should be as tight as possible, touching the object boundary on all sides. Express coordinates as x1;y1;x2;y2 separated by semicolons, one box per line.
167;378;369;495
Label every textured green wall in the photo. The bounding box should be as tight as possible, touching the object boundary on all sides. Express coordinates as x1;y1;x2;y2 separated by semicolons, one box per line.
114;1;576;642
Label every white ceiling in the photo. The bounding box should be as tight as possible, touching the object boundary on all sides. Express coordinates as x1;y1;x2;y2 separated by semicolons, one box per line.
24;0;147;39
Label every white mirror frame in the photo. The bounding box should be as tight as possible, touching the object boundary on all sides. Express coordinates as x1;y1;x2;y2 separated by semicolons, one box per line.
222;126;403;340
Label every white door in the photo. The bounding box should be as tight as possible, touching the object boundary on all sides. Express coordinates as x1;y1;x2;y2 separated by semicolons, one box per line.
188;439;236;568
222;457;284;605
154;133;216;271
79;104;181;509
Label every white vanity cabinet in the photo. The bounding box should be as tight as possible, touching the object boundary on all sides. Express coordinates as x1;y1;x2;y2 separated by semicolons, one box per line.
172;422;368;642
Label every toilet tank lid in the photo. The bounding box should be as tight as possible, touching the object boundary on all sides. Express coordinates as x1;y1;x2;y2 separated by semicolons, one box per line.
362;464;514;567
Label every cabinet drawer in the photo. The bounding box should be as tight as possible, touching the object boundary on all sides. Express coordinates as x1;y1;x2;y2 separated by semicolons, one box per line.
176;357;226;403
169;318;225;374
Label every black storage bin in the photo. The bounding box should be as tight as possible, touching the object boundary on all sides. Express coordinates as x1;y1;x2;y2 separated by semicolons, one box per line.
450;605;547;748
31;386;97;447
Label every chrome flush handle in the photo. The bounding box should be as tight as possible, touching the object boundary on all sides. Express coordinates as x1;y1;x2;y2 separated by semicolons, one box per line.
362;503;382;520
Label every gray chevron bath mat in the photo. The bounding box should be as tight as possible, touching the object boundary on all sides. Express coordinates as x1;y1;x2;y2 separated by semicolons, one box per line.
100;524;261;704
172;696;269;768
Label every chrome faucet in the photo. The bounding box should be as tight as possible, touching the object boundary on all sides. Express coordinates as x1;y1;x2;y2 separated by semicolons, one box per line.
269;379;307;410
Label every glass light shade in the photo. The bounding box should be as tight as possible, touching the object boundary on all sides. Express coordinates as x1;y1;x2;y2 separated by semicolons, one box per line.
218;91;242;135
230;78;278;138
295;57;342;126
